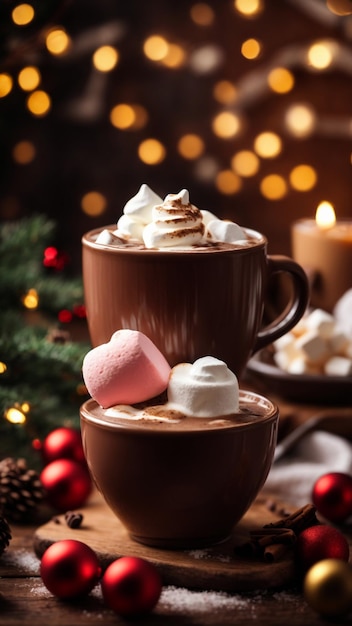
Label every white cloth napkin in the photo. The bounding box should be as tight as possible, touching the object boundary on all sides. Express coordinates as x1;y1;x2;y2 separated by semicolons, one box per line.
264;430;352;506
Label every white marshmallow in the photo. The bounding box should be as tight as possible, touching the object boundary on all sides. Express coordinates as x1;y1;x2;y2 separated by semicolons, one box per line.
305;308;335;338
333;288;352;336
205;219;247;244
324;356;352;377
294;330;329;364
167;356;239;417
200;209;219;226
95;229;116;245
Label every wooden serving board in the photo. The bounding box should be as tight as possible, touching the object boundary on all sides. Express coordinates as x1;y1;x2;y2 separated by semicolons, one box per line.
34;491;296;592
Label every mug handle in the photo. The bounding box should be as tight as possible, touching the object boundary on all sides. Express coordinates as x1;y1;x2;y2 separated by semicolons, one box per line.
253;255;309;354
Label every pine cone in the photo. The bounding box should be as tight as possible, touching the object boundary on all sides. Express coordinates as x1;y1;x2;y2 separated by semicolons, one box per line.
0;515;12;555
0;458;44;522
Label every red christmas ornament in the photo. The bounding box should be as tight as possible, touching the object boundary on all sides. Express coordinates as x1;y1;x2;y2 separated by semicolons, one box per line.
312;472;352;523
101;556;162;616
41;427;86;466
296;525;350;572
40;539;101;599
40;459;92;511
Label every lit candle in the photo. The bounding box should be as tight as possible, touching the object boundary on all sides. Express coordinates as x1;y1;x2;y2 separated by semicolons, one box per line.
291;201;352;312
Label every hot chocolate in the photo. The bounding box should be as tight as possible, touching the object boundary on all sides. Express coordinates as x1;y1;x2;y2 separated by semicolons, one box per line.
80;330;279;548
82;186;308;376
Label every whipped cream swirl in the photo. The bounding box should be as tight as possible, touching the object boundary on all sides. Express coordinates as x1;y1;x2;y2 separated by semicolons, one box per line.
96;183;248;249
143;189;205;248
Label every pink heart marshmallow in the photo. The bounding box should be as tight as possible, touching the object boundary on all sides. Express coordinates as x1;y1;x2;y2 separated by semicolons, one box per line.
82;329;171;408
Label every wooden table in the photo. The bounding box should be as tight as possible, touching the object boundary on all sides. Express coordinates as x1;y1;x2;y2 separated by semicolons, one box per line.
1;386;351;626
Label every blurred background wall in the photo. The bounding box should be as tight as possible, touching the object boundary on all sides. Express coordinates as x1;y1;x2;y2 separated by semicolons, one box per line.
1;0;352;272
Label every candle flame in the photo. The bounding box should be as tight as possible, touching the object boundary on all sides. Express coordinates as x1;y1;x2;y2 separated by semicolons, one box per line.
315;201;336;230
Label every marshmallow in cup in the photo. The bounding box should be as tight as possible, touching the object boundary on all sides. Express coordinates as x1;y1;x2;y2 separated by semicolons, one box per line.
167;356;239;417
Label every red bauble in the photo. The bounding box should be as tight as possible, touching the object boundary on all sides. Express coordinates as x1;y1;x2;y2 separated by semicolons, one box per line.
41;539;101;599
40;459;92;511
101;557;162;616
41;427;86;466
296;525;350;572
312;472;352;523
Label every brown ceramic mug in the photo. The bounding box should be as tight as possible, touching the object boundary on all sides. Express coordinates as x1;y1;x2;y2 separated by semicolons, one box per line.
82;226;309;378
80;390;279;549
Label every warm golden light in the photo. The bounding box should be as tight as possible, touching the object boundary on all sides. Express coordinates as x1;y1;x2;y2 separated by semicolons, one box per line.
110;104;135;129
267;67;295;94
18;66;41;91
177;134;205;159
213;81;237;104
143;35;169;61
260;174;287;200
315;201;336;229
241;38;261;60
5;406;26;425
12;3;34;26
212;112;241;138
231;150;260;177
110;104;148;130
285;104;316;138
0;74;13;98
12;140;36;164
307;41;335;70
161;44;186;68
190;3;215;25
0;362;7;374
289;164;317;191
26;90;51;116
46;28;70;55
138;139;166;165
254;131;282;158
327;0;352;15
81;192;107;217
93;46;119;72
22;288;39;309
234;0;263;17
216;170;242;194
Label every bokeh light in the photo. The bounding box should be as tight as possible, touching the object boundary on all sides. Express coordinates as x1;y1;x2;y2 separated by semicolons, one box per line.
26;90;51;116
307;41;336;70
267;67;295;94
216;169;242;194
12;141;36;164
231;150;260;176
212;111;242;138
12;4;34;26
260;174;287;199
45;28;71;55
190;3;215;26
138;138;166;164
177;134;205;159
254;131;282;158
93;46;119;72
18;66;41;91
234;0;264;17
143;35;169;61
110;103;148;130
0;74;13;98
241;38;262;60
289;164;317;191
81;191;107;216
213;80;237;104
285;103;316;137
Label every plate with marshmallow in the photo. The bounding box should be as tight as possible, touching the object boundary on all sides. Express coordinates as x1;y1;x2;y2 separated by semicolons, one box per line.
247;291;352;404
